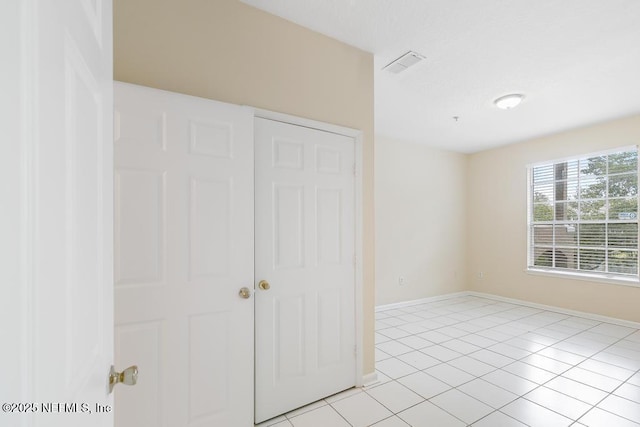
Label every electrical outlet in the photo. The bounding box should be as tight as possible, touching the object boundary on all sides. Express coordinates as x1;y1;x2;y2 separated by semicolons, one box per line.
399;276;406;286
477;272;484;280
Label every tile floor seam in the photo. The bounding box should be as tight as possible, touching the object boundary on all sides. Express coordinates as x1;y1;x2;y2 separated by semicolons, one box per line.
576;405;632;426
325;403;355;427
424;401;483;426
452;380;520;412
575;373;640;426
362;387;426;422
470;409;532;427
580;355;637;381
283;400;328;420
519;386;592;422
493;408;535;427
528;382;599;413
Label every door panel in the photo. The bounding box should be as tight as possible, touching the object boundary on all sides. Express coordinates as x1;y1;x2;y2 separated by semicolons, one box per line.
114;83;254;427
255;118;356;423
317;188;343;265
114;169;165;287
274;184;305;268
189;177;231;279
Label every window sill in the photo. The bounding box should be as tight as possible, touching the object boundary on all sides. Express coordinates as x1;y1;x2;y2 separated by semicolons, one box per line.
526;268;640;288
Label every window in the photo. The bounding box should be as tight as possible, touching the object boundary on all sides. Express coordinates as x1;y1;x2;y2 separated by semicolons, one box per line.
528;147;639;282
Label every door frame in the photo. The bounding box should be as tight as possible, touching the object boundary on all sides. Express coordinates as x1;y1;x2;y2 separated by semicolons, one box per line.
252;108;365;387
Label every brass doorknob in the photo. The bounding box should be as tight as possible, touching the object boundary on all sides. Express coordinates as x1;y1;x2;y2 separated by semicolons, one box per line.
109;365;138;393
258;280;270;290
239;287;251;299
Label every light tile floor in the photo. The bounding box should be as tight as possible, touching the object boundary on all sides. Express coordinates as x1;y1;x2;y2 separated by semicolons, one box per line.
256;295;640;427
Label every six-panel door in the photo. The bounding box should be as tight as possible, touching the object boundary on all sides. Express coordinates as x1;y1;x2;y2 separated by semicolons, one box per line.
114;84;357;426
114;83;254;427
254;118;357;423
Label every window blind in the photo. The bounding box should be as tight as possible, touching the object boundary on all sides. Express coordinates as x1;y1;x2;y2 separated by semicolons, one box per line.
528;147;639;279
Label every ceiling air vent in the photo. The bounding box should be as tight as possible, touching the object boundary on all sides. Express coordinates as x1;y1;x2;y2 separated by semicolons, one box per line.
382;51;425;73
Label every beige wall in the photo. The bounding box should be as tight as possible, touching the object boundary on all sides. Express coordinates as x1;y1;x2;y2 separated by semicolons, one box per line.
376;136;467;305
114;0;375;373
468;115;640;322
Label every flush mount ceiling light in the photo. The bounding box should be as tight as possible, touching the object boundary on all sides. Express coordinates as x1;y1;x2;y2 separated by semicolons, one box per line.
494;93;525;110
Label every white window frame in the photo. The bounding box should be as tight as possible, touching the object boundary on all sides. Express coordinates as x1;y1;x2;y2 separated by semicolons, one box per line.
526;145;640;287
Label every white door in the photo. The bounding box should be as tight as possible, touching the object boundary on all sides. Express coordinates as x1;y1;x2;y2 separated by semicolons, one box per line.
254;118;356;423
1;1;113;426
114;83;254;427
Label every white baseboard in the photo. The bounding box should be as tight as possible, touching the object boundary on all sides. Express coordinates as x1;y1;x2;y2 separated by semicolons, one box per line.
467;291;640;330
361;372;378;388
376;290;640;329
375;292;468;312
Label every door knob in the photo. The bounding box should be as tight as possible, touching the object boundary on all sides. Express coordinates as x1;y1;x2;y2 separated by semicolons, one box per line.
258;280;270;290
239;287;251;299
109;365;138;393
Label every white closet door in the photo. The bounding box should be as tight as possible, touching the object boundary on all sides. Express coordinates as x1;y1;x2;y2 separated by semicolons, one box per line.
254;118;356;423
114;83;254;427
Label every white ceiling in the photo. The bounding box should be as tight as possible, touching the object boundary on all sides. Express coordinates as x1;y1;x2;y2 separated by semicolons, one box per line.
240;0;640;153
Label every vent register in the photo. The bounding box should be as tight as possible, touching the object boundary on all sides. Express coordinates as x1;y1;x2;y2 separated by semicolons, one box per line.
382;51;425;73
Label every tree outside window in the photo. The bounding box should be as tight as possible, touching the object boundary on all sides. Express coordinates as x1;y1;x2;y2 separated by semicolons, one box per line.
529;148;638;278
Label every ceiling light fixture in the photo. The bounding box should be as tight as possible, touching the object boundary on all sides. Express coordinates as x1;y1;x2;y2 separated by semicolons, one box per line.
494;93;524;110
